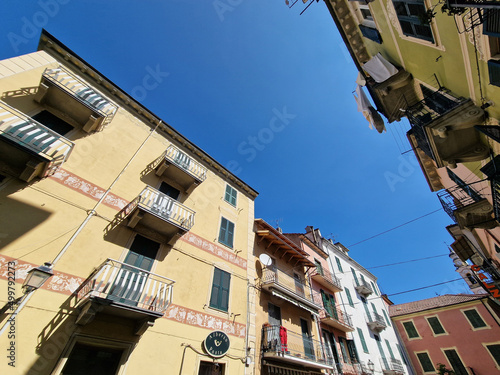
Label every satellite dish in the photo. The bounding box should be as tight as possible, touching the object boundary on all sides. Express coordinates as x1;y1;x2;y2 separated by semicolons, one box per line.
259;253;272;267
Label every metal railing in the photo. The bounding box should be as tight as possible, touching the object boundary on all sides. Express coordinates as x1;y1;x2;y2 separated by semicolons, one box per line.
492;176;500;222
313;266;342;290
406;88;465;159
0;101;74;176
262;266;315;304
366;312;387;327
437;186;483;224
42;66;117;129
261;325;328;365
163;144;207;182
123;186;195;230
77;258;175;313
312;293;354;329
380;358;404;374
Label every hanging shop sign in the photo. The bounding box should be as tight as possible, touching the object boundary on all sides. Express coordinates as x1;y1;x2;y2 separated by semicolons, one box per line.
471;264;500;299
204;331;230;358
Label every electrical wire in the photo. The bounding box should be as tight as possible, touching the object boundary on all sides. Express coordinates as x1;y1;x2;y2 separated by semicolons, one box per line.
347;208;443;247
387;278;464;297
366;253;450;270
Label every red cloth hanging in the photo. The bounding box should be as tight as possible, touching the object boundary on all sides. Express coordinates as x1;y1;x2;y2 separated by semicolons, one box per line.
279;326;288;352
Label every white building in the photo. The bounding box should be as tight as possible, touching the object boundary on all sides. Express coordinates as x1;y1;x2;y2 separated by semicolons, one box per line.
304;227;414;375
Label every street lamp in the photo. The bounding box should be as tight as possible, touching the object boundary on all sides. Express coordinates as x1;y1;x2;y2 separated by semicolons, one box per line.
368;360;375;373
22;262;53;293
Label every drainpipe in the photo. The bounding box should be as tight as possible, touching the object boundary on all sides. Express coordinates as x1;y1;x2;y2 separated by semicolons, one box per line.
0;120;161;337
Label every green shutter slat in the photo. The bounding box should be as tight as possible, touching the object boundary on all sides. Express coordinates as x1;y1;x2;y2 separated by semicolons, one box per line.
210;268;230;311
351;268;359;285
444;349;468;375
345;287;354;307
487;344;500;366
428;317;445;334
385;339;395;360
484;9;500;37
403;321;419;338
357;328;369;353
359;24;383;43
464;309;486;328
382;310;392;327
335;257;343;273
417;352;435;372
489;59;500;87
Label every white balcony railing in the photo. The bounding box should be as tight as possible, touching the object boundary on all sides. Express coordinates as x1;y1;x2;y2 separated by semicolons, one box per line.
0;101;74;176
41;66;117;129
77;258;175;314
163;144;207;182
124;185;195;231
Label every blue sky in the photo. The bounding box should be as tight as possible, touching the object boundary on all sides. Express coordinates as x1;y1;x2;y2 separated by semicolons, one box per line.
0;0;470;304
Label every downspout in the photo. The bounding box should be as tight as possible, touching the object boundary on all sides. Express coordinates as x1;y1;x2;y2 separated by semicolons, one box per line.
0;120;161;338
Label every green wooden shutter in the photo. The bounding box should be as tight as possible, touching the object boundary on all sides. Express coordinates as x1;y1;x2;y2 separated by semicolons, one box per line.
315;259;323;275
427;317;445;334
363;301;372;321
371;302;378;315
416;352;435;372
444;349;468;375
489;59;500;87
371;281;379;295
486;344;500;366
484;9;500;37
403;321;419;338
351;268;359;286
338;337;349;364
218;217;234;248
347;339;360;363
385;339;395;359
321;290;334;317
376;339;389;369
357;328;369;353
335;257;343;272
396;344;407;365
224;185;237;206
209;268;231;311
345;287;354;307
464;309;486;328
382;310;392;327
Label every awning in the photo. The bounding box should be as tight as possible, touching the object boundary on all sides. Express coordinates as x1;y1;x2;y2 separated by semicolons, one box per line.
271;289;319;315
265;363;323;375
362;53;398;83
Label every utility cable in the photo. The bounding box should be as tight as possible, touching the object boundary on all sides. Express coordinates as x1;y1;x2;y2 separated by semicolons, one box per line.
366;253;450;270
347;208;443;247
387;278;464;297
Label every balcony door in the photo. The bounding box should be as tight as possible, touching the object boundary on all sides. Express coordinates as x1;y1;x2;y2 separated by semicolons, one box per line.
267;303;281;351
300;318;315;360
294;272;305;297
110;235;160;306
322;330;340;371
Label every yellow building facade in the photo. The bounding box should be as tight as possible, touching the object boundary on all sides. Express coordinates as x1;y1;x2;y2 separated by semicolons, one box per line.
324;0;500;298
0;31;258;375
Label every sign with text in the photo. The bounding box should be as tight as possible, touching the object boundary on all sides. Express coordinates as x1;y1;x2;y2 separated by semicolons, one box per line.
204;331;230;358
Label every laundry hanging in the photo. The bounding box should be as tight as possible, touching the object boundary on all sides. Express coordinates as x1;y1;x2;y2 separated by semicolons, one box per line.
353;84;386;134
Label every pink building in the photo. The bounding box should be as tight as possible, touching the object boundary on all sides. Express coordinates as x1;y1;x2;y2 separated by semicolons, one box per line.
390;294;500;374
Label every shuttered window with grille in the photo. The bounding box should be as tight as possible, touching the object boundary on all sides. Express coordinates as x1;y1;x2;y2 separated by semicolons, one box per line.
392;0;434;42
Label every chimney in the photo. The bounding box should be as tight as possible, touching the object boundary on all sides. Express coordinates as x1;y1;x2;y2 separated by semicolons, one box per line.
305;226;314;233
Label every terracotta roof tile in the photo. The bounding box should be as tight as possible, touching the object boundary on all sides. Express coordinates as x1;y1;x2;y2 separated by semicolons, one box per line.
389;294;488;317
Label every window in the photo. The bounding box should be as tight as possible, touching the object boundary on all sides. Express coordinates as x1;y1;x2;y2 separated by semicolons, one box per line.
61;343;124;375
218;217;234;248
463;309;487;329
158;181;180;200
416;352;435;373
488;59;500;87
338;337;350;363
199;361;225;375
224;184;237;206
392;0;434;42
427;316;446;335
33;110;74;135
382;310;392;327
370;281;379;295
345;287;354;307
444;349;468;375
209;268;231;312
357;328;369;353
346;339;359;363
385;340;395;359
486;344;500;367
314;259;323;275
402;321;420;339
335;257;343;272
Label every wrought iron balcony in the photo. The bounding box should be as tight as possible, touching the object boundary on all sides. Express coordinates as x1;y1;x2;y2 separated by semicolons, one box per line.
366;312;387;332
75;258;175;331
117;186;195;244
354;280;373;297
261;266;320;313
381;358;404;375
437;187;496;229
446;0;500;8
34;66;117;132
405;89;487;168
261;325;332;369
312;294;354;332
0;101;74;181
311;266;342;292
155;144;207;193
